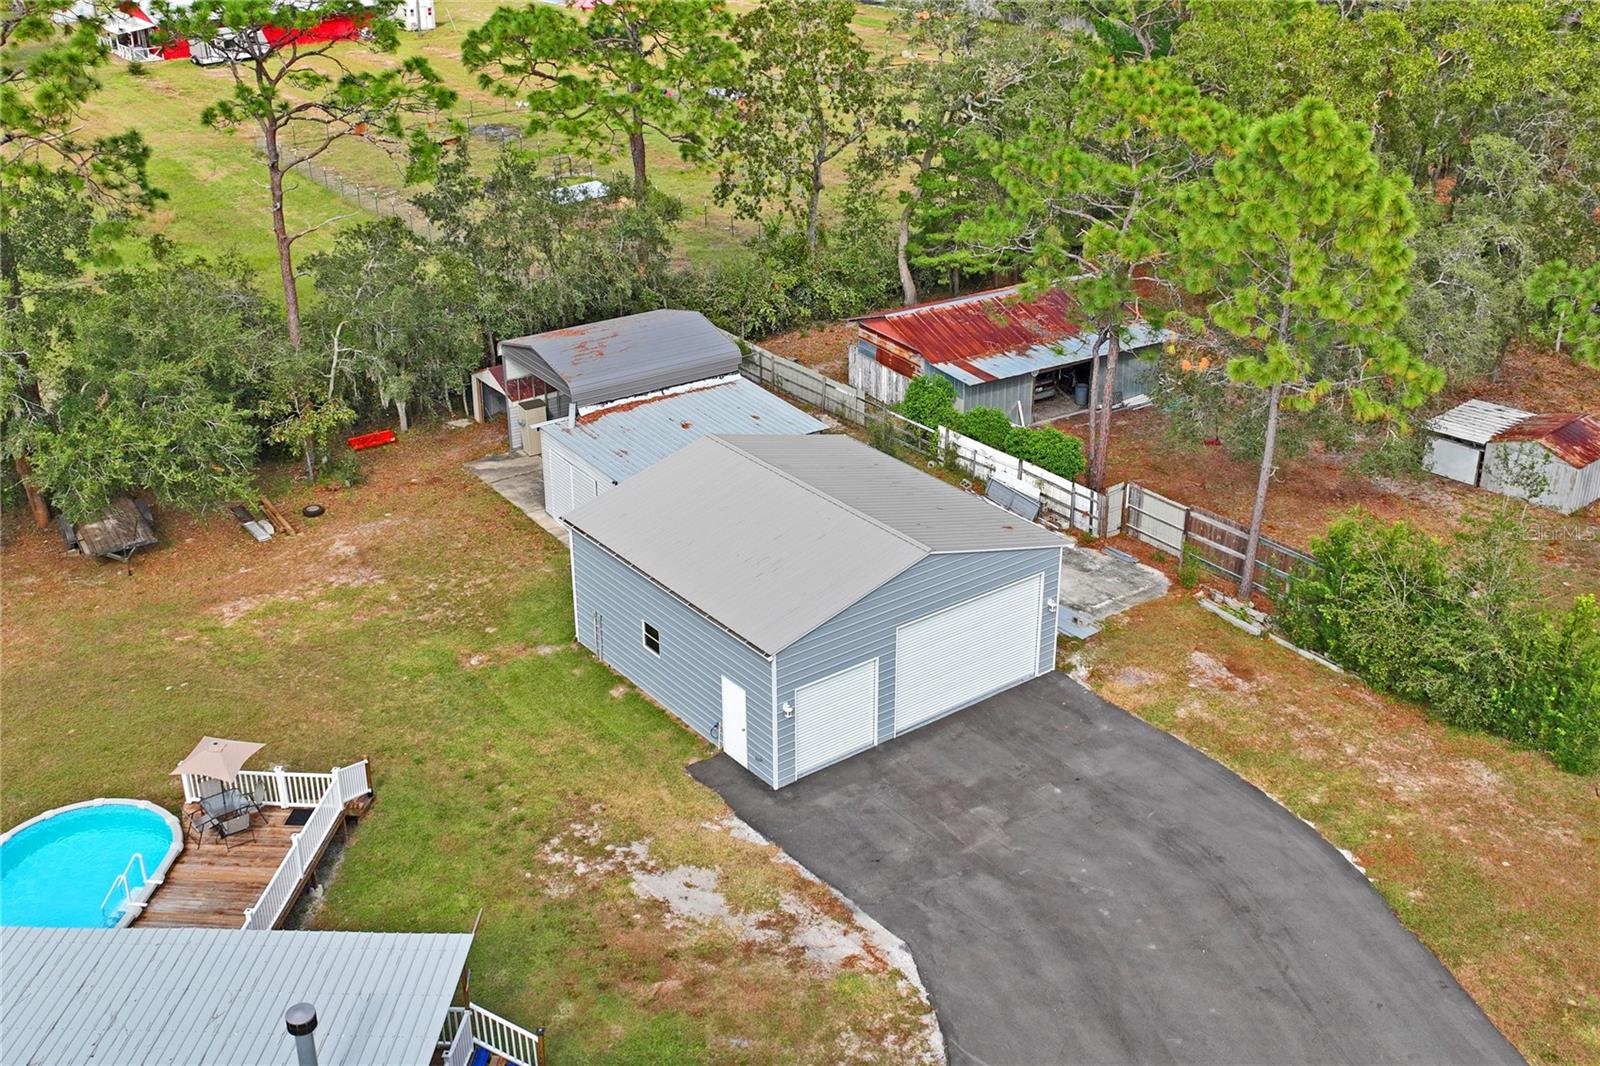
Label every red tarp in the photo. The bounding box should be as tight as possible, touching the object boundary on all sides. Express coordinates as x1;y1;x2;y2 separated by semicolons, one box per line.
262;15;364;45
159;37;190;59
347;429;397;451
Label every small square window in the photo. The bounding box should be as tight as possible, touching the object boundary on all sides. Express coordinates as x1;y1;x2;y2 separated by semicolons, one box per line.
642;622;661;656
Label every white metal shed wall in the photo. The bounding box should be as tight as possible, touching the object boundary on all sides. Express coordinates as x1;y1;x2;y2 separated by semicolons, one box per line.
1481;441;1600;514
1423;435;1483;485
541;433;610;521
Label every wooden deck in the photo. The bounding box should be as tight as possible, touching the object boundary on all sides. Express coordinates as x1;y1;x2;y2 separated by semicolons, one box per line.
136;807;302;929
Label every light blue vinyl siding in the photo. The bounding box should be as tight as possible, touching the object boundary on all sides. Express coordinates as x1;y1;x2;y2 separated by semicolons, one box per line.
571;532;777;786
772;546;1060;786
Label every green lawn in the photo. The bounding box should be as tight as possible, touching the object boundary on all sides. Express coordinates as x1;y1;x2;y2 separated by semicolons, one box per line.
0;424;936;1065
74;0;905;281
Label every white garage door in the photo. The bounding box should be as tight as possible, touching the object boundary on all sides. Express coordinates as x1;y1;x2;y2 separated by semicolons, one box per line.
795;659;878;778
894;573;1044;734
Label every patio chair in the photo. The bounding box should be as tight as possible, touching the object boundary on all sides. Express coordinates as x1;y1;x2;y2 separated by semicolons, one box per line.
185;807;219;846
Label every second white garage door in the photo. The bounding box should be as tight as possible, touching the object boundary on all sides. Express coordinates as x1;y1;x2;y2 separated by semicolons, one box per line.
794;658;878;778
893;573;1044;734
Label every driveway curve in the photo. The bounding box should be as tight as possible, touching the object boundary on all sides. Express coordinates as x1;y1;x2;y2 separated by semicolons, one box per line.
690;672;1521;1065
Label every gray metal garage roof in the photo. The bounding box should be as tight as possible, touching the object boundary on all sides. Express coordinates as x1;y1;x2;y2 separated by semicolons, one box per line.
537;376;824;484
0;926;472;1066
1427;399;1532;445
564;435;1064;654
725;434;1065;553
499;310;741;408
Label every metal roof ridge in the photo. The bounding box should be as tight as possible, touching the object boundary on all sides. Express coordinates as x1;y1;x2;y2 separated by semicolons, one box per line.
706;436;935;555
851;285;1024;323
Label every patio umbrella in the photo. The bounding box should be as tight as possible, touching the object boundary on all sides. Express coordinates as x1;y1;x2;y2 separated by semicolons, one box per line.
170;736;264;784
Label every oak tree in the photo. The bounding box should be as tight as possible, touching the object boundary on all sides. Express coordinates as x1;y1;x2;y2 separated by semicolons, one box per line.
461;0;736;202
714;0;890;253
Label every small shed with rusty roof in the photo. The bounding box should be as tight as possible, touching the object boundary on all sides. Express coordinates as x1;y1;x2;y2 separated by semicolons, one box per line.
535;374;825;520
1422;399;1533;486
498;309;741;423
1480;412;1600;514
848;286;1165;426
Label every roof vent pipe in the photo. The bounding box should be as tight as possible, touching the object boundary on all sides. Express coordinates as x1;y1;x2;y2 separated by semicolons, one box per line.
285;1003;319;1066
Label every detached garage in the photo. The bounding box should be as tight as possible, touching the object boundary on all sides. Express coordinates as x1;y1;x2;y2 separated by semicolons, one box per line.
564;434;1065;788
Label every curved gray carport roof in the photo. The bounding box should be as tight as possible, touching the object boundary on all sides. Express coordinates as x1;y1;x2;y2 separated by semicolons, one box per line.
499;309;741;408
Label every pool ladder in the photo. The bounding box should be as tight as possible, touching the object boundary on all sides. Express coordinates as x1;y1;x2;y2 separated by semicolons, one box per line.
99;852;150;923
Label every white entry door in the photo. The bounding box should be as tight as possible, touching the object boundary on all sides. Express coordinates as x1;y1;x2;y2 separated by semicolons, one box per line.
794;659;878;778
893;573;1044;735
721;677;748;767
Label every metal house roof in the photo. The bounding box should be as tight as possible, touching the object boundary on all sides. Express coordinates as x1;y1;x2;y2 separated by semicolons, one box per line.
1491;412;1600;469
1426;399;1533;445
563;435;1064;654
852;286;1168;386
0;927;473;1066
537;376;824;484
499;310;740;408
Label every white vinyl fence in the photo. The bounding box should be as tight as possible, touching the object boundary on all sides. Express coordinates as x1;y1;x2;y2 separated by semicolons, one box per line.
443;1004;545;1066
937;426;1118;536
181;767;333;809
239;760;372;931
741;338;1318;590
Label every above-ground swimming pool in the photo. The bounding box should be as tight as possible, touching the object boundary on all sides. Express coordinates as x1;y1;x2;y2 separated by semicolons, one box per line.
0;799;183;928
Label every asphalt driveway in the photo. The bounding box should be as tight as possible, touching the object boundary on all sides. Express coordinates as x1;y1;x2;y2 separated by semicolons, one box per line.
690;673;1521;1066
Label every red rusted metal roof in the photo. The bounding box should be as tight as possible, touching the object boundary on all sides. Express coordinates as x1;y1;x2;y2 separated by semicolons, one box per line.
1493;413;1600;469
854;287;1083;364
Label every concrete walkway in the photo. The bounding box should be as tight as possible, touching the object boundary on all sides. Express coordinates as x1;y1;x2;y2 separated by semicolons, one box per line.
1058;543;1169;637
464;451;569;546
692;673;1521;1066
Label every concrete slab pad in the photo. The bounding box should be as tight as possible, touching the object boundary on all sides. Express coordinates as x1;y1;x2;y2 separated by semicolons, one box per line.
465;451;569;546
1058;543;1168;636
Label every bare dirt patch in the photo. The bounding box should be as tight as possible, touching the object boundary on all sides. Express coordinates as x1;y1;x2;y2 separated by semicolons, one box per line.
756;321;856;382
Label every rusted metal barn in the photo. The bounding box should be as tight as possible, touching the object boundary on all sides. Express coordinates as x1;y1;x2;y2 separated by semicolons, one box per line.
847;286;1166;426
1480;412;1600;514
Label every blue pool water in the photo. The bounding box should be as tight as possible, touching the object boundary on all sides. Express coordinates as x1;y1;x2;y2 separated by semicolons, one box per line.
0;802;181;927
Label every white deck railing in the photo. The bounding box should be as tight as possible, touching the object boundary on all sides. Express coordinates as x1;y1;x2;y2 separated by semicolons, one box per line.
181;767;337;809
238;760;371;931
439;1003;542;1066
439;1008;474;1066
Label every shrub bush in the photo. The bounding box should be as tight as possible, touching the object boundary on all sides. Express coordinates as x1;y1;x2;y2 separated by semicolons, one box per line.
1002;425;1087;482
960;406;1012;449
897;374;961;429
1280;511;1600;772
895;378;1086;482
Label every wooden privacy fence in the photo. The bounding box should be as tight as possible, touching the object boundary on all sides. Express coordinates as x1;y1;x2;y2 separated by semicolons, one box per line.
1125;484;1317;596
740;343;867;423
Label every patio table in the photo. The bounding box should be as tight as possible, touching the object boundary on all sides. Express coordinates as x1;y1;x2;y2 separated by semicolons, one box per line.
199;788;258;838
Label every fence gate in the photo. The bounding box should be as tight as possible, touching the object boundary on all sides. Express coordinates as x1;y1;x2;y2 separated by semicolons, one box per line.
1125;483;1188;556
1103;482;1126;537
